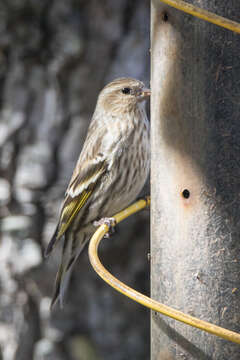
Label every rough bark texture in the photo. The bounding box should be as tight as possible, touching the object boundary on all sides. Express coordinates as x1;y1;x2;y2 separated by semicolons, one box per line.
0;1;150;359
151;1;240;359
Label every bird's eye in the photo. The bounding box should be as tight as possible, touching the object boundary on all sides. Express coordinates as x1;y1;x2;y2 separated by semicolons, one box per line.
121;87;131;95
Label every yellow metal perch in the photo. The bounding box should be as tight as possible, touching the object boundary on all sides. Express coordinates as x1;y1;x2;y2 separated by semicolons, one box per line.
158;0;240;34
88;197;240;345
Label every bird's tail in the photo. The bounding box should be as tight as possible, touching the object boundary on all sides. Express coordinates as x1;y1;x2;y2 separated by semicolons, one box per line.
50;231;88;309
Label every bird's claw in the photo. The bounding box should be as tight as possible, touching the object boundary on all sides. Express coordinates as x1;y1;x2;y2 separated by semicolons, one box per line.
93;217;116;238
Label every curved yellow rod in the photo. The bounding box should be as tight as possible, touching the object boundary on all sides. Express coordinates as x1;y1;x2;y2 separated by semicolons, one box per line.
159;0;240;34
88;197;240;345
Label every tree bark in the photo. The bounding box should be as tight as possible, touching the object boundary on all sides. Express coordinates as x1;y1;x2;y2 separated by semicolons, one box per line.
0;1;150;359
151;1;240;359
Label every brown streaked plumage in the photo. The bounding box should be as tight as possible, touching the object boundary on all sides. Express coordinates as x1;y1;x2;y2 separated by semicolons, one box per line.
45;77;150;308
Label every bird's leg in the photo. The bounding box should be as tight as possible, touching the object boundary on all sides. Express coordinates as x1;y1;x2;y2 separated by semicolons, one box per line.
93;217;116;238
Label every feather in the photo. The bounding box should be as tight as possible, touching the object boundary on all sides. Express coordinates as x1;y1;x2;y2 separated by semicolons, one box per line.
44;160;107;257
46;77;150;309
50;232;88;309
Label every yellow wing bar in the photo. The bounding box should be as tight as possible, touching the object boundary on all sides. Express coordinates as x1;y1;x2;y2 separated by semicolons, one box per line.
57;190;92;239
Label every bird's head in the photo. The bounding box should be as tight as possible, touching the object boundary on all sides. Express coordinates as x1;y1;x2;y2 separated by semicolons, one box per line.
97;78;151;115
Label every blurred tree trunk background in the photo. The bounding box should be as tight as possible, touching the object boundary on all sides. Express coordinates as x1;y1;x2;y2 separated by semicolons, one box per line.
0;1;150;359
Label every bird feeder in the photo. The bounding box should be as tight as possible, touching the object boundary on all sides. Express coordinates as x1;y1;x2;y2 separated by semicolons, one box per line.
151;1;240;359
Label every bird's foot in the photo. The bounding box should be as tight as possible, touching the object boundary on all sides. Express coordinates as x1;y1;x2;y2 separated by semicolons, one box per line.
93;217;116;238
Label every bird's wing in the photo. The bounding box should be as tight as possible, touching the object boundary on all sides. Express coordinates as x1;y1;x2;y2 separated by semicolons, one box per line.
45;158;107;257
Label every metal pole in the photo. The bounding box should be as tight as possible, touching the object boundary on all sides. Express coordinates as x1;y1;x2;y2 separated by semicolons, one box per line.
151;1;240;359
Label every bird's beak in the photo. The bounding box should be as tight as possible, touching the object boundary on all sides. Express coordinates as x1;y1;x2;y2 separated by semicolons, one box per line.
141;88;151;98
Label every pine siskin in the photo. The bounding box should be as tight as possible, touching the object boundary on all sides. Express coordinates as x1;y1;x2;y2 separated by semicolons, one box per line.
45;77;150;308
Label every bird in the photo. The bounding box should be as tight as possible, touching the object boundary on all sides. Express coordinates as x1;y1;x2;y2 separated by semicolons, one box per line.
45;77;150;308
